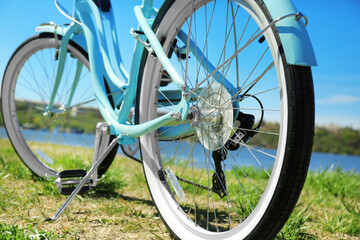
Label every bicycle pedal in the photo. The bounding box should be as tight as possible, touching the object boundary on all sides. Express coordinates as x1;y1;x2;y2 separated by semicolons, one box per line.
55;169;92;195
58;169;87;178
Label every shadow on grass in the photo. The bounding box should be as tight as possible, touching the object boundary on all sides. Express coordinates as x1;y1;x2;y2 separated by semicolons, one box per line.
83;179;235;232
83;175;155;207
88;187;155;208
115;193;155;207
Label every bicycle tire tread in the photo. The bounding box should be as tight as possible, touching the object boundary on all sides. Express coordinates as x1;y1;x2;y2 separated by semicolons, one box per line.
246;65;314;240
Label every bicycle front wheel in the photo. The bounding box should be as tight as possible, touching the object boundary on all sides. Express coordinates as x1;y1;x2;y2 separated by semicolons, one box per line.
1;33;118;178
138;0;314;239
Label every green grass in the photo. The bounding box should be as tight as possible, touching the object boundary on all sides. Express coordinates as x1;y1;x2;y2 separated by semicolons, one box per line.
0;223;31;240
276;204;316;240
0;223;61;240
0;148;33;180
0;138;359;239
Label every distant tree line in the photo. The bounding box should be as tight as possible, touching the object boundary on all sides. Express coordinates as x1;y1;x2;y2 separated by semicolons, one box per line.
0;103;359;155
250;122;360;156
313;126;360;155
0;100;103;134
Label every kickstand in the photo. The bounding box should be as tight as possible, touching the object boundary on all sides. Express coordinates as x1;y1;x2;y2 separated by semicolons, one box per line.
46;124;119;222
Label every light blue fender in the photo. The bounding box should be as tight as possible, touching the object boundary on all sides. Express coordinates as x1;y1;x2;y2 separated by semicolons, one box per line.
264;0;317;66
35;23;88;53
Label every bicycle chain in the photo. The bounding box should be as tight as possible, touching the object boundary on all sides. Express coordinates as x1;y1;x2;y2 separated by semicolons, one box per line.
132;158;213;192
176;175;213;192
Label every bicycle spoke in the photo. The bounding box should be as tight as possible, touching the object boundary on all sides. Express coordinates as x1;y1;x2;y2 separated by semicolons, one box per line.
241;87;279;100
239;143;273;175
241;48;270;90
184;0;195;90
194;2;216;87
37;50;53;97
228;153;262;196
242;61;274;96
17;75;48;102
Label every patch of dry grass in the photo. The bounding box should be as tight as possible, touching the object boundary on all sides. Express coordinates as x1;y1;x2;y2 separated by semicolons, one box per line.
1;138;359;239
0;139;168;239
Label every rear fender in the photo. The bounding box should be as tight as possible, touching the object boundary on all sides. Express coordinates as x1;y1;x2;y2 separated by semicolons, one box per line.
264;0;317;66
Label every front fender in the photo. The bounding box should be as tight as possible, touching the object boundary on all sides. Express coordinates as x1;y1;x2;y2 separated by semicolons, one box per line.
264;0;317;66
35;23;88;52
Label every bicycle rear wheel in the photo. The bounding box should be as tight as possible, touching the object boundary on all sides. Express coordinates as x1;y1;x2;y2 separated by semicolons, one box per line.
138;0;314;239
1;33;118;178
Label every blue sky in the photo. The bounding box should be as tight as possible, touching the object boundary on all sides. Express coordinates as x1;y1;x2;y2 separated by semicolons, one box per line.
1;0;359;129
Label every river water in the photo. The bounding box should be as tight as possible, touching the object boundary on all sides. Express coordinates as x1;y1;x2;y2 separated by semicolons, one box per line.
1;127;359;172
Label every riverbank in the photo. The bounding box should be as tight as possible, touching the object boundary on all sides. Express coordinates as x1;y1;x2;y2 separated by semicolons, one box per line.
0;139;359;239
1;113;360;156
1;127;360;173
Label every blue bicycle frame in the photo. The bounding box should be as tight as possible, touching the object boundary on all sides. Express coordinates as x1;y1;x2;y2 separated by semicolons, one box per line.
37;0;187;145
35;0;316;145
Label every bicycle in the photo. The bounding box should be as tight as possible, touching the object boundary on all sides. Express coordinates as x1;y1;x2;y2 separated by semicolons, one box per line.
1;0;316;239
